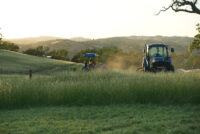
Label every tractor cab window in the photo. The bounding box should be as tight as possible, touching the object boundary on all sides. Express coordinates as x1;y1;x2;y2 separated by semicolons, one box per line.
149;46;167;58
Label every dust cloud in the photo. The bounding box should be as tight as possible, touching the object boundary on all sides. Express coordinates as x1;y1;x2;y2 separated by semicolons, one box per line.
104;53;142;71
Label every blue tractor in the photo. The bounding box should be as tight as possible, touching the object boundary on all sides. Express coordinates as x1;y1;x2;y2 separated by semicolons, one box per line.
142;44;175;72
82;53;99;71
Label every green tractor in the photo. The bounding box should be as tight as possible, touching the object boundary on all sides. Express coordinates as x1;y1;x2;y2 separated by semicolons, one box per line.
142;44;175;72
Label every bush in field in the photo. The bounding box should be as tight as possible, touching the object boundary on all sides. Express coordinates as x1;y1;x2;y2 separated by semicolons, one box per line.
0;41;19;52
23;46;49;57
24;46;69;60
48;49;68;60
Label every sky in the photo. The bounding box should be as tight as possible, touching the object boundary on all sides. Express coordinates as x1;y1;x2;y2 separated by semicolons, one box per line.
0;0;200;39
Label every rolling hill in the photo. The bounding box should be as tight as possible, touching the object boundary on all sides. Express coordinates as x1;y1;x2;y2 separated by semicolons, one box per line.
0;49;79;74
7;36;193;57
5;36;62;45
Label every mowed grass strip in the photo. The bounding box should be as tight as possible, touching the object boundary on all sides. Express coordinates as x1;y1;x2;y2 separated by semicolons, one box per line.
0;104;199;134
0;71;200;109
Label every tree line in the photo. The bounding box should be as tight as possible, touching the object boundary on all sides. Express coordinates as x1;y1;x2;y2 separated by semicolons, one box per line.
23;46;125;63
0;41;19;52
23;46;69;60
0;30;19;51
188;24;200;53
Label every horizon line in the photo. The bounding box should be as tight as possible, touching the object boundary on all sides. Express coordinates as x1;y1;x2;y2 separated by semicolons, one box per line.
4;34;194;40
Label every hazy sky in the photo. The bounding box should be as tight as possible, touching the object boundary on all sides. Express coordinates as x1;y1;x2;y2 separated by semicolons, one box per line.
0;0;199;39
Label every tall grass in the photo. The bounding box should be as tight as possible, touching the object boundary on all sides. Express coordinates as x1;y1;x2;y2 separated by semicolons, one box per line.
0;71;200;109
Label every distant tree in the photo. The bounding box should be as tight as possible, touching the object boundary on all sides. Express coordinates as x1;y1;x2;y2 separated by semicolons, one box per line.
188;24;200;52
24;46;69;60
157;0;200;15
0;28;19;52
23;46;49;56
0;41;19;52
48;49;68;60
0;33;2;41
0;28;2;41
23;48;42;56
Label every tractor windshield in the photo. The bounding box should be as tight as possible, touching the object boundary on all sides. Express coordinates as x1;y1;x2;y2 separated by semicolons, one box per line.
149;46;167;58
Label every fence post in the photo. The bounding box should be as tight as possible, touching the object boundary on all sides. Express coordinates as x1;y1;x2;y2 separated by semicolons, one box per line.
29;69;32;79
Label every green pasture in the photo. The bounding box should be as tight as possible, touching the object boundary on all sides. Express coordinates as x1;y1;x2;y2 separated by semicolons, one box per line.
0;104;199;134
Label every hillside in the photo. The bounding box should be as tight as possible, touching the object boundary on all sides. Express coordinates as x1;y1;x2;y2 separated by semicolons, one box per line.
8;36;193;57
70;37;91;42
0;49;78;74
5;36;61;45
81;36;193;53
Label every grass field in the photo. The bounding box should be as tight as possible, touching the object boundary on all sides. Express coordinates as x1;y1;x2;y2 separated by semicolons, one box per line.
0;104;199;134
0;50;200;134
0;71;200;109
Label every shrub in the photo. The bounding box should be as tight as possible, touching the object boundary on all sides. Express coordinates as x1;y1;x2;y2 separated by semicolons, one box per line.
0;41;19;52
48;49;68;60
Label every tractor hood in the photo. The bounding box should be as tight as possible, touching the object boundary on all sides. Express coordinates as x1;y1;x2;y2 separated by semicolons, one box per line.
152;57;165;63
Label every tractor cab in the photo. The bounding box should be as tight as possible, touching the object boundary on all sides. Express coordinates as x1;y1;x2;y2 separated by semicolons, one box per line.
143;44;174;72
82;53;98;71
